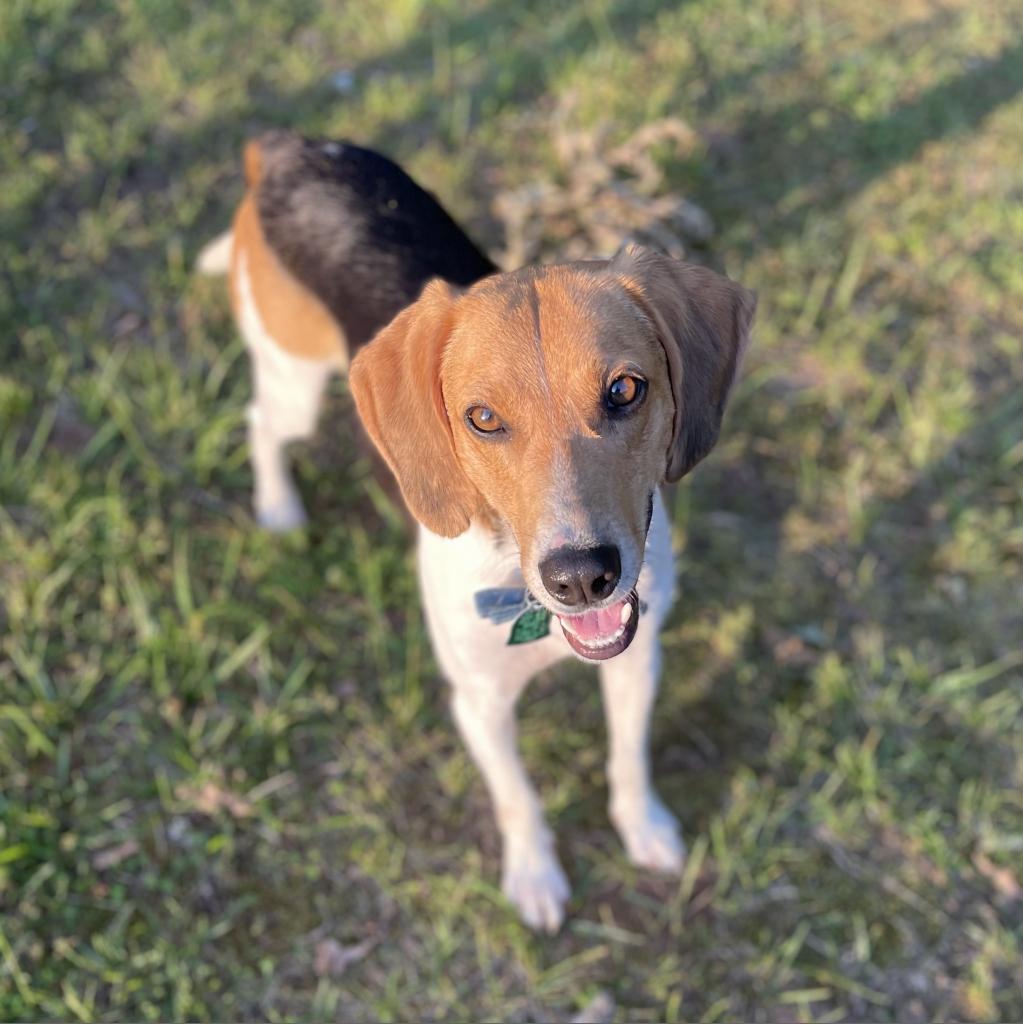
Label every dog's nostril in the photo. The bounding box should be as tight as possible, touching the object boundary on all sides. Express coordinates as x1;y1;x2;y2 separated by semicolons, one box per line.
590;570;616;599
539;544;622;606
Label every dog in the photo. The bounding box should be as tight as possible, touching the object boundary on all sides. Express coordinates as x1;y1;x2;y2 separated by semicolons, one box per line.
201;132;756;932
350;253;755;931
197;130;495;529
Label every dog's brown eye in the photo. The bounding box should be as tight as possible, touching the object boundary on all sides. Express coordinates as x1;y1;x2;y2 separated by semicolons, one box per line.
466;405;504;435
607;375;646;410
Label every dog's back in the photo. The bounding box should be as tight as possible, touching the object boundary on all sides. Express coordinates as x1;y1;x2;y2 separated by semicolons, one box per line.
252;131;496;350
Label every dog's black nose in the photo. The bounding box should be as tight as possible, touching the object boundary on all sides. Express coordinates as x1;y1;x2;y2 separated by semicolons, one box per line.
539;545;621;607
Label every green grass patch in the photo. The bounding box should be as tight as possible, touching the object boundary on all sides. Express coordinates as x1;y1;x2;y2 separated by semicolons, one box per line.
3;0;1023;1019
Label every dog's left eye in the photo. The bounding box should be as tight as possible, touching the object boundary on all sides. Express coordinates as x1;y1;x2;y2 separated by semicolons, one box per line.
466;405;505;435
606;374;646;410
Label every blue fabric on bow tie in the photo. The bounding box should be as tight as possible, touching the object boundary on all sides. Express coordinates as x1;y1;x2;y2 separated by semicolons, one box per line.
473;587;532;625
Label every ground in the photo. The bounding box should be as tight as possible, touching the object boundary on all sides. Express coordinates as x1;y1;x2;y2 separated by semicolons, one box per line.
2;0;1023;1020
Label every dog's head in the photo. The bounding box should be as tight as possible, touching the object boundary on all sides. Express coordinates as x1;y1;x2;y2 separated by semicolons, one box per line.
350;245;755;660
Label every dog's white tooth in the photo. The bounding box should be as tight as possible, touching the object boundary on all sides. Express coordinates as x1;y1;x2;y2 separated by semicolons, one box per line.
583;624;625;649
620;602;632;625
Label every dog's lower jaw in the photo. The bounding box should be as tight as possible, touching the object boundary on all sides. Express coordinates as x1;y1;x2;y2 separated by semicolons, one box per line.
557;589;641;661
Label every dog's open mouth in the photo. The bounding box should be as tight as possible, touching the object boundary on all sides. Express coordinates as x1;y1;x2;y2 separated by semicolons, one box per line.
557;590;640;661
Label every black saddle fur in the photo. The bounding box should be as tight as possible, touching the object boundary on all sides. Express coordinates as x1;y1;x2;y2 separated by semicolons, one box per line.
255;131;497;350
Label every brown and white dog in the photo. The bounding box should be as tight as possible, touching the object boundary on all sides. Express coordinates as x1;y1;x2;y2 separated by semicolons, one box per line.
200;132;755;931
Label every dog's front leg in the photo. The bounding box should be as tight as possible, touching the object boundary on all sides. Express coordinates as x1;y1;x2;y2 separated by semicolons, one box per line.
600;633;685;874
451;678;569;932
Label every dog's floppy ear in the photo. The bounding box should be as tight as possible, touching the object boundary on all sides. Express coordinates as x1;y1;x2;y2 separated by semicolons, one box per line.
350;279;479;536
612;244;756;481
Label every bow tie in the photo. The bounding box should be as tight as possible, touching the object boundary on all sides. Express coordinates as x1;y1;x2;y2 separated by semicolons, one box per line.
473;587;552;644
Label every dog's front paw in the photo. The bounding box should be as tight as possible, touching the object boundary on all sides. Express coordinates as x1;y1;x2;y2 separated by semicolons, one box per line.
502;835;570;933
612;797;686;874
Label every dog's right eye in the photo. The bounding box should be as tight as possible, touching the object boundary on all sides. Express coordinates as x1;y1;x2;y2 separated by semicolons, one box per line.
466;405;505;436
606;373;647;412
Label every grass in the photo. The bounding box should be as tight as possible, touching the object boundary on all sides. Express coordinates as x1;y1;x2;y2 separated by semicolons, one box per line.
2;0;1023;1019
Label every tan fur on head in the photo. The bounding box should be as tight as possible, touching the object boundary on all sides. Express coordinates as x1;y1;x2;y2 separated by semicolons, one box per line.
438;266;677;580
351;251;755;590
349;279;482;537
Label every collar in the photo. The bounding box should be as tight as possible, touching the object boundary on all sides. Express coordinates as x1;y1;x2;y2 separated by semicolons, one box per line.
473;587;551;644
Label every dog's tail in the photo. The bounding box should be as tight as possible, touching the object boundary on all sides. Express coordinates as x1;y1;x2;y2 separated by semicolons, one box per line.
195;137;270;275
242;136;264;187
196;229;233;275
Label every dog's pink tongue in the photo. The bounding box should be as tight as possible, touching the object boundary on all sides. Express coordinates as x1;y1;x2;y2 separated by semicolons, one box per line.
561;599;628;640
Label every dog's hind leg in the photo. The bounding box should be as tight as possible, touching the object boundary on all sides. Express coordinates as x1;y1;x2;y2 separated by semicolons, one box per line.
246;344;334;531
236;252;337;530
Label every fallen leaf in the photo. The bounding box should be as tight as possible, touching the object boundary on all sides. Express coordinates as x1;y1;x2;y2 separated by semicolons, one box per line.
92;839;140;870
973;851;1021;901
772;633;815;667
314;937;376;979
571;990;615;1024
177;780;253;819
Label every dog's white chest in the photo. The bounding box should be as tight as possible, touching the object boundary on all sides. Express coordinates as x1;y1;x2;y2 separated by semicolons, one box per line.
417;491;675;687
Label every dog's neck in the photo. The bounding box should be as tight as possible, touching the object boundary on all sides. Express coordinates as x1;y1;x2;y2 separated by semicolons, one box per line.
466;501;516;551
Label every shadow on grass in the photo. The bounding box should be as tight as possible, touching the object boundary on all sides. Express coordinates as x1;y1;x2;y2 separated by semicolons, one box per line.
13;4;1023;342
650;361;1022;855
627;24;1023;842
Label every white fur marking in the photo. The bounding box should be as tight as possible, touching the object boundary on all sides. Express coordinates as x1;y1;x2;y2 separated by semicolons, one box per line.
418;491;680;929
